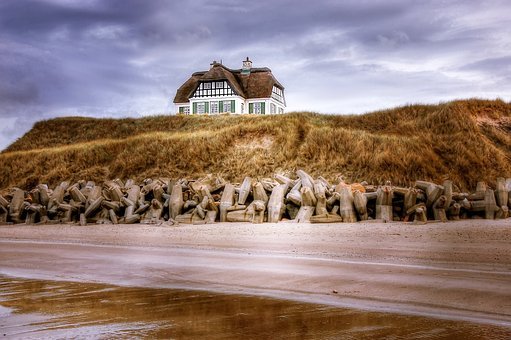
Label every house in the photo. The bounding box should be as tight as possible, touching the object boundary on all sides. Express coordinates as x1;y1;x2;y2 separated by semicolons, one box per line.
173;58;286;115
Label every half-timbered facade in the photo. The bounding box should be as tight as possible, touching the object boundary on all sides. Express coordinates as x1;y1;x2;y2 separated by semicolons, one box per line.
173;58;286;115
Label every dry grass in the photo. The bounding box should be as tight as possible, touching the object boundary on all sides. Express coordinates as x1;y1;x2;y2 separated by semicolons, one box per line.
1;99;510;191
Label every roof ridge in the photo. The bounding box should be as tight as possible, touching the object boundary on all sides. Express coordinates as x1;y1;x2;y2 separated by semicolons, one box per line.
193;65;272;76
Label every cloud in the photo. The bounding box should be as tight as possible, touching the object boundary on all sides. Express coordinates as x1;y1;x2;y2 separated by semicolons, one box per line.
0;0;510;150
459;56;511;74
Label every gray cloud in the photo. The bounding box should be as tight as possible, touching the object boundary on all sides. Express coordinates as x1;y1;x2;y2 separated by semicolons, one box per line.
460;56;511;73
0;0;510;149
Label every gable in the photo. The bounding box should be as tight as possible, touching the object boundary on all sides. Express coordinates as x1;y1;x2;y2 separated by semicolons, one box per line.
190;81;238;98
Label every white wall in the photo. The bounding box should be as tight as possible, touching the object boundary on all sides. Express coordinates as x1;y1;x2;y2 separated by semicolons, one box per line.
175;103;189;114
177;95;285;115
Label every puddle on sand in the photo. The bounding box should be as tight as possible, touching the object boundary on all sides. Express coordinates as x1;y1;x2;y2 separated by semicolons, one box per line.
0;276;510;339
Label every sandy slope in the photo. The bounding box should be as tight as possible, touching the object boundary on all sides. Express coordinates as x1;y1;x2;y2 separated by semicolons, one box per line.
0;220;510;326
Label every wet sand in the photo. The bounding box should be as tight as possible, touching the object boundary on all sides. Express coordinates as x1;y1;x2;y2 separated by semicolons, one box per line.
2;276;510;339
0;220;510;330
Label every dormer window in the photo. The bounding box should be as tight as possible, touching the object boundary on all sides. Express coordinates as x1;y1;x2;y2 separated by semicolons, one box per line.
271;86;284;103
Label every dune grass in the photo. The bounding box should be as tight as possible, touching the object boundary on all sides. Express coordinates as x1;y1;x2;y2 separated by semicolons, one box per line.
1;99;510;191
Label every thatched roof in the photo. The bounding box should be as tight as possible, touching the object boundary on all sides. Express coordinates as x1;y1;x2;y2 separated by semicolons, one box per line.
173;62;284;103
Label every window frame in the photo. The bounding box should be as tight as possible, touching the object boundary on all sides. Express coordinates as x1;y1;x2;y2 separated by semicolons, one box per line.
223;101;231;113
210;101;219;114
197;102;205;114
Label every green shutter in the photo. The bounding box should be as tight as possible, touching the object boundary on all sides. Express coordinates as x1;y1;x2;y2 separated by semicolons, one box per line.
249;103;253;114
193;102;197;114
261;102;265;114
205;102;209;114
179;107;184;114
219;101;224;113
231;100;235;113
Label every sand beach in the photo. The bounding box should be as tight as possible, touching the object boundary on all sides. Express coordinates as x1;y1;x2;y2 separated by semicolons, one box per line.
1;220;510;329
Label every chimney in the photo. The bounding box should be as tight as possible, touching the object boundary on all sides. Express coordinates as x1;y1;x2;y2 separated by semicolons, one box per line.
241;57;252;75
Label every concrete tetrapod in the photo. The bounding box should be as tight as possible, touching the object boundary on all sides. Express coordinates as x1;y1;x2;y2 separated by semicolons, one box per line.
267;183;288;223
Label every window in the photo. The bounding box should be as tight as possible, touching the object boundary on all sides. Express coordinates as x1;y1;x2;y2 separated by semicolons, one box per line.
251;102;265;114
219;100;235;113
223;101;231;113
254;102;261;114
197;102;205;114
210;101;219;114
270;103;276;114
279;107;284;114
272;86;284;103
179;106;190;114
192;81;236;98
241;103;244;114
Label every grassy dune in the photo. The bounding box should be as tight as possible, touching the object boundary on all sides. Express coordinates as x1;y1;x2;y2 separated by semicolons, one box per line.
1;99;510;191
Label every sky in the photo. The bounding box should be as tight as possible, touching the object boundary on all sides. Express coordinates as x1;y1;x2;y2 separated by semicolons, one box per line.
1;0;510;150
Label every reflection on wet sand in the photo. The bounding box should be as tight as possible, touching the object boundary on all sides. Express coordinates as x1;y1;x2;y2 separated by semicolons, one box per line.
0;276;509;339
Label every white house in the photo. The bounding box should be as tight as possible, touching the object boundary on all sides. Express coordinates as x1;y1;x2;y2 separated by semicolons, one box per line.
173;58;286;115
